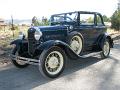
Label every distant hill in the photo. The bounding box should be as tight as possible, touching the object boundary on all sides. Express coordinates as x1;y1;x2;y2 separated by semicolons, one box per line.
5;19;32;25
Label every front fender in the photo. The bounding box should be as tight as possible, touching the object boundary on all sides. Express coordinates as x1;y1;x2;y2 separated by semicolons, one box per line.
10;39;29;56
10;39;28;52
36;40;68;50
10;39;23;45
10;39;24;49
35;40;79;59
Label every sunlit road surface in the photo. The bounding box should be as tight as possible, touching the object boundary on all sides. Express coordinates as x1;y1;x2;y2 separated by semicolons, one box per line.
0;40;120;90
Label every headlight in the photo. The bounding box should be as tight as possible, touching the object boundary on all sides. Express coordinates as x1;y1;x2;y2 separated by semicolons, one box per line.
69;25;73;30
34;27;42;40
19;32;24;39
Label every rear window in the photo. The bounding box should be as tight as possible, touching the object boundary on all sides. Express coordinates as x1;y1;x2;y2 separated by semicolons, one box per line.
80;14;95;25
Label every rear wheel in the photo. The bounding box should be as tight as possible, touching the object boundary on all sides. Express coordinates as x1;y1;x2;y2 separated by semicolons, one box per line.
11;46;29;68
39;46;66;78
100;39;110;58
67;32;83;55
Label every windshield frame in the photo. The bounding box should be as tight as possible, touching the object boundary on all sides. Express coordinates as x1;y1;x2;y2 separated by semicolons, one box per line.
50;12;78;25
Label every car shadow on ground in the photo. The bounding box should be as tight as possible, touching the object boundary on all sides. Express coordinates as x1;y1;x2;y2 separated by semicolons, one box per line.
0;56;102;90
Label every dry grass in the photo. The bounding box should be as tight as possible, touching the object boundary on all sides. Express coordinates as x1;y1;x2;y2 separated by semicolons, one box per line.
0;26;29;65
107;28;120;35
0;26;29;54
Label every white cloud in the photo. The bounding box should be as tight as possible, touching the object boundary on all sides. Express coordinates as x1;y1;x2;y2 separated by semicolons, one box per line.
0;0;118;19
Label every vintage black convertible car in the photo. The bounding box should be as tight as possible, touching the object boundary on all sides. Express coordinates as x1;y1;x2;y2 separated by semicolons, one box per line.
10;11;113;78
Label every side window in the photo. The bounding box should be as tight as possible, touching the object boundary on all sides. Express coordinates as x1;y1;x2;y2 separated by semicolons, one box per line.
97;14;103;26
80;14;95;25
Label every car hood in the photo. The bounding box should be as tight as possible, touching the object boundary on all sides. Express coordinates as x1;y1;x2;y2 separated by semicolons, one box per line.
33;25;68;31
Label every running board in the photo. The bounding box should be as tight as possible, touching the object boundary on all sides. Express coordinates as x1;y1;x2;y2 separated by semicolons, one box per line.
10;51;102;65
79;51;102;58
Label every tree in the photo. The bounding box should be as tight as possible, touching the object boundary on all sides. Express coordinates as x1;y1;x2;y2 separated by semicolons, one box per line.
32;16;49;26
87;17;94;23
42;16;49;26
111;9;120;31
102;15;110;22
32;16;40;26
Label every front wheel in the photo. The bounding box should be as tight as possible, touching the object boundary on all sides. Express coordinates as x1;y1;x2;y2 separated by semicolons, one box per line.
100;39;110;58
39;46;66;78
11;46;29;68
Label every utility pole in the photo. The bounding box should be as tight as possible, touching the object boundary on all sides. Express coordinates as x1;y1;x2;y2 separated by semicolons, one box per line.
11;15;15;37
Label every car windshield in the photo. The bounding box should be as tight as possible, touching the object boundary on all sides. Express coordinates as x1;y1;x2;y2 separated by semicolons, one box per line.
51;12;78;23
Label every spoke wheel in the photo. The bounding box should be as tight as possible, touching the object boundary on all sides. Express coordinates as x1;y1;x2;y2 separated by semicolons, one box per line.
15;52;27;65
11;46;29;68
103;41;110;56
45;51;64;75
70;35;83;55
100;39;110;58
39;46;66;78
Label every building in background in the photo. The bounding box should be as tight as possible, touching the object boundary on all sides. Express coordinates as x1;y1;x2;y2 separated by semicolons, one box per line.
0;18;5;26
0;18;7;31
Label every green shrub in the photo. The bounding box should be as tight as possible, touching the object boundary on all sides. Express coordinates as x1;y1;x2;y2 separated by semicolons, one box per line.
111;9;120;31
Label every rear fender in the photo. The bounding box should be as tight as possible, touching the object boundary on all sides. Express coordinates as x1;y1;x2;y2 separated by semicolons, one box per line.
106;35;114;48
98;33;114;49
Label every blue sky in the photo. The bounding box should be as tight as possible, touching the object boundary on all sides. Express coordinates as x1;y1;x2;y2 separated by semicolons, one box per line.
0;0;118;19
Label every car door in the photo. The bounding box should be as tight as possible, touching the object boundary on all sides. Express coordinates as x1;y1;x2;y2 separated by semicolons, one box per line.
78;13;97;50
95;14;107;38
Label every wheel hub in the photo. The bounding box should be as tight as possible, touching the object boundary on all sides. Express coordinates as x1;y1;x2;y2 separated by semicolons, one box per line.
71;40;80;51
48;57;59;68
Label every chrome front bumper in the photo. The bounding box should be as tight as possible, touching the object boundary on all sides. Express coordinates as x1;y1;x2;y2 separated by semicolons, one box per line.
10;54;39;65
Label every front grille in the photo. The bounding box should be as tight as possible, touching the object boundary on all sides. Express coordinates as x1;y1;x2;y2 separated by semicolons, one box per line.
28;40;36;55
28;28;36;55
